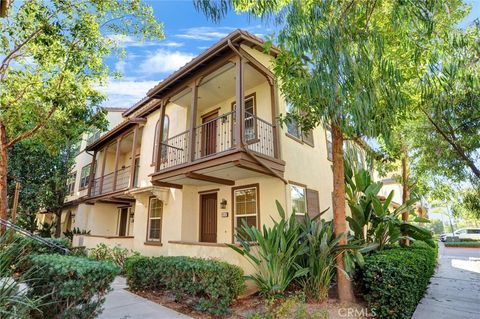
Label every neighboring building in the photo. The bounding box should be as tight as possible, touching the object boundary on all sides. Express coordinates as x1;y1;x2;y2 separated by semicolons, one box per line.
68;30;373;273
46;108;127;235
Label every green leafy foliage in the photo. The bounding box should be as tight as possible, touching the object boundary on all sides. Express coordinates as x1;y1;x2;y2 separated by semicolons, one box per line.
63;227;90;242
359;242;438;319
229;201;308;296
124;255;245;315
231;201;361;300
0;231;44;319
88;243;138;271
25;254;120;319
345;163;434;250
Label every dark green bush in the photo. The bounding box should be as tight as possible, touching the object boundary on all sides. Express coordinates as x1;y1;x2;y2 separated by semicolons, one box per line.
359;242;437;319
445;241;480;247
125;255;245;315
25;254;120;319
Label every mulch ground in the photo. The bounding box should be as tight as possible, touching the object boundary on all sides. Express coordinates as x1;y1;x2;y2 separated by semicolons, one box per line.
131;289;373;319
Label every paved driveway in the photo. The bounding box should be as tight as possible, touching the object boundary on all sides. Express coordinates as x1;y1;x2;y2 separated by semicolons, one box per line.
413;243;480;319
98;277;192;319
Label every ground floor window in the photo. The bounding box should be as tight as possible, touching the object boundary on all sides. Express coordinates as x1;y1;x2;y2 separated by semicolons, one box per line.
147;198;163;242
291;184;307;216
233;185;258;240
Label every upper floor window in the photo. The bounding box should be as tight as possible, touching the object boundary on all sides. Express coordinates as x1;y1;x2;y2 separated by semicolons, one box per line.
285;103;314;146
66;172;76;196
86;129;102;146
79;164;91;189
326;127;333;161
152;115;169;165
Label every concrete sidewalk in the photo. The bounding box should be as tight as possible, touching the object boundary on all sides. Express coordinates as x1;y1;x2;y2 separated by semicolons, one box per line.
98;277;192;319
413;243;480;319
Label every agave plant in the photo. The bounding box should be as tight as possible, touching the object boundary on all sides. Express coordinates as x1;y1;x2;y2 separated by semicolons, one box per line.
229;201;309;296
345;163;434;250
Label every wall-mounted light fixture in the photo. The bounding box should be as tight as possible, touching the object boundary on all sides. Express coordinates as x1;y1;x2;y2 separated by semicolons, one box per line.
220;198;227;209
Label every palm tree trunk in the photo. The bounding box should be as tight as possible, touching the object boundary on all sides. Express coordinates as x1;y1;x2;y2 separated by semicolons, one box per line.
331;123;355;302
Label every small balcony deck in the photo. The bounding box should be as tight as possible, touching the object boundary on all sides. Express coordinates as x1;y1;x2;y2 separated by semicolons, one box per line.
151;111;284;187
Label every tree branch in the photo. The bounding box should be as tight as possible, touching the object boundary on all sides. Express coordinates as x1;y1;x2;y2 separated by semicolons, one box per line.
421;107;480;179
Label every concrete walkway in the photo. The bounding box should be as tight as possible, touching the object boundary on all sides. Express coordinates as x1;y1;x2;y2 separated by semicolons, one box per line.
98;277;192;319
413;243;480;319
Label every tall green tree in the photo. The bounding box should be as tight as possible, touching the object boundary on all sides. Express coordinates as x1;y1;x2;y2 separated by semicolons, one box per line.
196;0;468;301
0;1;164;225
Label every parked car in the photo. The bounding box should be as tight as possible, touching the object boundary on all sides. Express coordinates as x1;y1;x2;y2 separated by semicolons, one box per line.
440;228;480;242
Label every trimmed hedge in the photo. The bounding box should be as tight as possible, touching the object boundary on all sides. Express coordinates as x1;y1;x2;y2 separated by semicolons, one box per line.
445;241;480;248
360;242;438;319
25;254;120;319
125;255;245;314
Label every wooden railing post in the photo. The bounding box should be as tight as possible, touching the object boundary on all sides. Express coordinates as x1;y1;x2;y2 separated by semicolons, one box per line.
234;56;245;149
87;150;97;197
98;146;108;195
188;83;198;162
155;101;166;172
112;137;121;191
129;125;139;188
270;81;281;159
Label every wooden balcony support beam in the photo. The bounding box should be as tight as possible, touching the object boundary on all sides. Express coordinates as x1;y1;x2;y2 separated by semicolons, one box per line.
188;83;198;162
98;146;108;194
87;150;97;197
129;124;139;188
154;101;166;172
185;172;235;186
112;137;121;191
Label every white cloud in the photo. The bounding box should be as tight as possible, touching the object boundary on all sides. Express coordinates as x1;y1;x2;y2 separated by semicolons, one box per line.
139;49;195;75
98;78;160;108
115;60;126;73
107;34;166;48
161;41;184;48
176;26;235;41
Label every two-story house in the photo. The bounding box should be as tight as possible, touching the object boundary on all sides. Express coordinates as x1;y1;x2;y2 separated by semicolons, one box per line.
69;30;375;273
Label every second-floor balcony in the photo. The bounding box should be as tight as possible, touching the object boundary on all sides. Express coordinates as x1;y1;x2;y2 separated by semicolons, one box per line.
159;111;276;171
150;54;285;187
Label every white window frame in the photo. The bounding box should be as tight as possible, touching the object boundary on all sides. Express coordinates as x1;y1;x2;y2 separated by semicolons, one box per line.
147;197;163;242
233;186;259;240
290;184;307;216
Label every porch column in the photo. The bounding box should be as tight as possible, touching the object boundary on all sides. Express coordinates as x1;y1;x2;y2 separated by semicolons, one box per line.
129;124;139;188
98;146;108;194
270;80;281;159
87;150;97;197
188;83;198;162
155;101;166;172
234;56;245;149
112;137;121;191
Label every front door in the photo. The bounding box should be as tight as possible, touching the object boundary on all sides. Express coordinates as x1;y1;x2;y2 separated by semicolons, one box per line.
118;207;129;237
201;111;218;157
200;193;217;242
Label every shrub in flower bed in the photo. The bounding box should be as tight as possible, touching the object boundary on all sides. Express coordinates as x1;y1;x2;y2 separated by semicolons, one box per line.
359;242;438;319
125;255;245;315
25;254;120;319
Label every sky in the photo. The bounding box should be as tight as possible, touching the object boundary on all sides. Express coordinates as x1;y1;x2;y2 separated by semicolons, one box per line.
101;0;480;110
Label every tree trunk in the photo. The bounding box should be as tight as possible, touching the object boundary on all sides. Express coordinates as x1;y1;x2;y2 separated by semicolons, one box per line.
331;123;355;302
0;123;8;234
401;151;410;246
55;210;62;238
